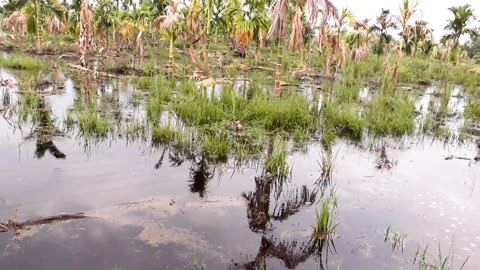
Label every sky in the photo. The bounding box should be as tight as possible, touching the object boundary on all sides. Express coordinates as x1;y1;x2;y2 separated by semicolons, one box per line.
334;0;480;41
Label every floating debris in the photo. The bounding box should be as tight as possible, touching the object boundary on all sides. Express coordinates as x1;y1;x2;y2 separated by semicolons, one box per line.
375;145;396;170
0;78;17;88
0;213;88;235
229;120;244;132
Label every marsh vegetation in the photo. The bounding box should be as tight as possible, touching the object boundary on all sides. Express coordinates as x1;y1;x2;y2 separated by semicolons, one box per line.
0;0;480;269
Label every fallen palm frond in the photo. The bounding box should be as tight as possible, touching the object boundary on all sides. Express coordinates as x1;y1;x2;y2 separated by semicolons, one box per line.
5;11;27;35
0;213;88;234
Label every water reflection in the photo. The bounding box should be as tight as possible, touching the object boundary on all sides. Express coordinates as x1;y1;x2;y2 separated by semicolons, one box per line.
189;154;215;198
25;96;66;160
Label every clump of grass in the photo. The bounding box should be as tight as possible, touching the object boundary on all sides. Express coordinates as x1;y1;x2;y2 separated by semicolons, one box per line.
321;127;336;151
18;91;43;123
0;54;43;70
146;76;171;122
384;226;407;252
201;130;230;162
414;243;469;270
77;110;113;137
312;194;338;240
366;92;416;136
245;91;318;132
152;124;178;144
464;100;480;121
233;129;266;162
173;94;226;125
322;98;365;140
317;149;336;184
126;120;147;139
438;84;453;117
264;140;289;177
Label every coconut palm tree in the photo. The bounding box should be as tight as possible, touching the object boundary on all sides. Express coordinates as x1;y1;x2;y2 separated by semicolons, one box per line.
409;20;432;56
441;4;477;62
79;0;93;66
398;0;420;55
225;0;270;59
93;0;119;51
6;0;66;52
268;0;338;96
153;1;183;76
348;19;371;61
371;9;398;55
118;4;151;57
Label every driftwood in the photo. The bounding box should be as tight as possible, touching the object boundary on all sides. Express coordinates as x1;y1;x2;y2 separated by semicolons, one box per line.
66;63;120;79
0;213;88;234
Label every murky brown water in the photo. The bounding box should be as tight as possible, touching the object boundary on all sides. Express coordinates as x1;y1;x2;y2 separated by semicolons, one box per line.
1;68;480;269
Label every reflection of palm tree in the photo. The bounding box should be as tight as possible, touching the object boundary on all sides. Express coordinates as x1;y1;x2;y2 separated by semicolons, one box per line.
237;173;329;269
153;144;214;197
231;232;334;270
188;154;215;198
35;140;66;159
26;97;66;160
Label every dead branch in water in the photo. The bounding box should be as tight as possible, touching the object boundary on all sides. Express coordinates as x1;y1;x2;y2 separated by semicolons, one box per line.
0;213;88;234
66;63;120;79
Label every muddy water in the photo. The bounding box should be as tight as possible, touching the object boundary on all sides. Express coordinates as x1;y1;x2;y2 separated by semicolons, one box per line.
1;70;480;269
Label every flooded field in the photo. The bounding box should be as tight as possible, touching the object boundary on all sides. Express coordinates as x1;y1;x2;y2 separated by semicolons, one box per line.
1;66;480;270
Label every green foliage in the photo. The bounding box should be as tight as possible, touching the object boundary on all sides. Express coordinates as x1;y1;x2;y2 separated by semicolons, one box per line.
77;110;113;137
312;193;338;240
264;139;289;177
0;54;42;70
465;100;480;121
201;130;230;162
322;98;365;140
366;92;416;136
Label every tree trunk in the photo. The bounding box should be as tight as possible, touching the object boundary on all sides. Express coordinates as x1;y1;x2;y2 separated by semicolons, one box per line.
274;44;283;97
35;0;41;53
168;35;174;77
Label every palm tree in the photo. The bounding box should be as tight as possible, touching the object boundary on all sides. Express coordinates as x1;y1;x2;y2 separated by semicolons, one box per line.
79;0;93;66
441;4;477;62
409;20;432;56
118;4;151;58
225;0;269;59
371;9;398;55
348;19;371;61
267;0;338;96
153;1;183;76
93;0;119;51
398;0;420;54
6;0;66;52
